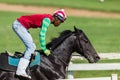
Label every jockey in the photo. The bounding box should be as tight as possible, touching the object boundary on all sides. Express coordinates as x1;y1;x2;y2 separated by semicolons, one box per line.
12;9;67;79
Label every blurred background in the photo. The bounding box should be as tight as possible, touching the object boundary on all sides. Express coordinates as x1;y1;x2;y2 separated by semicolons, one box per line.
0;0;120;78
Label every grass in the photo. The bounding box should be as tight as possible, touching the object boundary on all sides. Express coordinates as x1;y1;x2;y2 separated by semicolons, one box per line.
0;11;120;53
0;0;120;13
74;70;119;78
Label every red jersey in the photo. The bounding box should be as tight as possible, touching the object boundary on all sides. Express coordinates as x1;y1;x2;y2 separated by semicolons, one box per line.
17;14;53;29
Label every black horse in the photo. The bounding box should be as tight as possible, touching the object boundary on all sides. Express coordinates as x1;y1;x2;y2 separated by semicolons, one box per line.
0;27;100;80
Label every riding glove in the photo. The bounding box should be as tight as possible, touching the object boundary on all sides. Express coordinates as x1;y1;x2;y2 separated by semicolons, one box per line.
44;49;51;56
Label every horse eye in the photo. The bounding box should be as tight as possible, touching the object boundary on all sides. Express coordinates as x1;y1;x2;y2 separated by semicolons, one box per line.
81;38;88;43
84;39;88;43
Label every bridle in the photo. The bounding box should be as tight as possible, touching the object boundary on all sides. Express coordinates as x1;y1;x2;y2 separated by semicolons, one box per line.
75;33;84;53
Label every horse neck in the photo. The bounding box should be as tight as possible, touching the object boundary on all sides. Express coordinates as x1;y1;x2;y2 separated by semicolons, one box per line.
53;35;76;65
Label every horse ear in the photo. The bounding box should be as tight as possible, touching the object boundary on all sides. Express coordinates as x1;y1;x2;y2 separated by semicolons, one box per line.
74;26;79;32
74;26;77;31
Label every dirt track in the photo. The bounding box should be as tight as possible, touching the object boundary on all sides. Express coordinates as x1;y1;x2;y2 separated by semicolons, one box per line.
0;3;120;18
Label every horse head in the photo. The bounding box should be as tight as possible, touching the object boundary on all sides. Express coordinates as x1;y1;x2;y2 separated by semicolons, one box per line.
73;26;100;63
47;26;100;65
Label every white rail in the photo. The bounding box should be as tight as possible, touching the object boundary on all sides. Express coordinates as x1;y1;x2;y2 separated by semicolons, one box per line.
68;63;120;71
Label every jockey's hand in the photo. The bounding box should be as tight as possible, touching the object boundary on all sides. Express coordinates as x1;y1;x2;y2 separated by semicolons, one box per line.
44;49;51;56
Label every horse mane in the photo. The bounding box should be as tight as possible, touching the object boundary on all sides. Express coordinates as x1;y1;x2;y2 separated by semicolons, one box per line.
46;30;73;50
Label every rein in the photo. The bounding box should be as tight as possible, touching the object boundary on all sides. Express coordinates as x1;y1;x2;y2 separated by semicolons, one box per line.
58;57;69;66
50;50;69;66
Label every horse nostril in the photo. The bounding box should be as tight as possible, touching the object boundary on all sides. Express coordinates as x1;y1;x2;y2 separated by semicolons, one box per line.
97;56;100;60
95;56;100;62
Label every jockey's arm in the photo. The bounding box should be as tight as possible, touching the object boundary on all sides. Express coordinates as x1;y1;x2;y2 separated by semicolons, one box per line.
39;18;51;56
